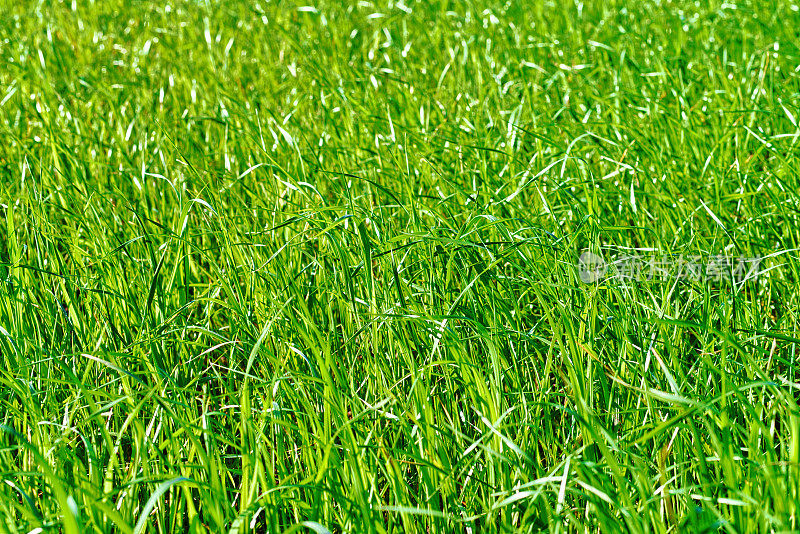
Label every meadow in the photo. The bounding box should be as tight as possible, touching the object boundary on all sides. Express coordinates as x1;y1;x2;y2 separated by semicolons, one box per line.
2;0;800;532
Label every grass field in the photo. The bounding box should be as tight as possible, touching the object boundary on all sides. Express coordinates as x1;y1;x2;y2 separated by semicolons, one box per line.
2;0;800;532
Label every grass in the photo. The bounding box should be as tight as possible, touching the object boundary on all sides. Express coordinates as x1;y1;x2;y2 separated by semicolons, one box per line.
2;0;800;532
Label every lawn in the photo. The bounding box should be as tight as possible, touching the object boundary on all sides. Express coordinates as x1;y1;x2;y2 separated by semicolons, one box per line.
2;0;800;532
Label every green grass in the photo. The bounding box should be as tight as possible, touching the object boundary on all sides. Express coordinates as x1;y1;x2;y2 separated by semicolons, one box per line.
2;0;800;532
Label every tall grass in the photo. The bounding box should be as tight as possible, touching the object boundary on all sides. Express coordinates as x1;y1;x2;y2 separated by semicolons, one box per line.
2;0;800;532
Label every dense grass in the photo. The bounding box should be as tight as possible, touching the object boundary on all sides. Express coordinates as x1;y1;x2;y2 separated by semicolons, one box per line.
2;0;800;532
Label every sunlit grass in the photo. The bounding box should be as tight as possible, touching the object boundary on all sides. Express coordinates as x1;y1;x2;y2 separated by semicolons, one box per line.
2;0;800;532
